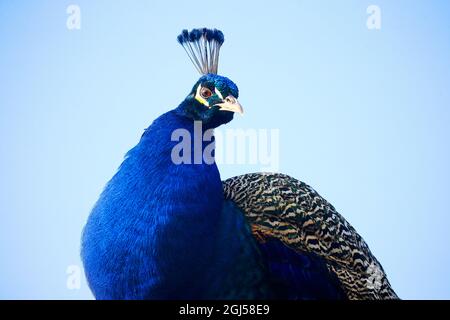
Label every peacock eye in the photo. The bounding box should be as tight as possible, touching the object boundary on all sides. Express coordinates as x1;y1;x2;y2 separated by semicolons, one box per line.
200;87;213;99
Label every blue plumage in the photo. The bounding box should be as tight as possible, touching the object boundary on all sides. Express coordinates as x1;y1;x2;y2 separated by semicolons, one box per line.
81;28;355;300
82;109;224;299
257;239;346;299
177;28;224;45
81;73;346;299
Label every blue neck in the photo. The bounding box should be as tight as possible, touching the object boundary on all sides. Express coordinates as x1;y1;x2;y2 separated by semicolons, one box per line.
82;110;225;299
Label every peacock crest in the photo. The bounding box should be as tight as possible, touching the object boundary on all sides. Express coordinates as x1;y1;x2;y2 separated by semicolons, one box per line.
177;28;225;75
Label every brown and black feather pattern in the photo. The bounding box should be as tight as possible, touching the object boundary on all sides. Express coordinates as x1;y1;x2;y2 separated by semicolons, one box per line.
223;173;398;300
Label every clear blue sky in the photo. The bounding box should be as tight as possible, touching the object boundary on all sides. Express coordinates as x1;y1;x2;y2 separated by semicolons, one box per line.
0;1;449;299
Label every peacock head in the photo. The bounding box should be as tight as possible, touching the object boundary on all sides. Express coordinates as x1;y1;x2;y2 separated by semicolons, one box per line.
179;73;242;127
176;28;243;128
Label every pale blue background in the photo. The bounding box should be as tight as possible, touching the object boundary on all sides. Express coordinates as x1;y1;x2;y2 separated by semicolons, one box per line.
1;0;449;299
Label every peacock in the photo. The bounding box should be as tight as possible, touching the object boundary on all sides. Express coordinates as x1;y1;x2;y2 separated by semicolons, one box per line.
81;28;398;300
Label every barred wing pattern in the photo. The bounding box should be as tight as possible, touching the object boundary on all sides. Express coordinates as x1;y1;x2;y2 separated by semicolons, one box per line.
223;173;398;300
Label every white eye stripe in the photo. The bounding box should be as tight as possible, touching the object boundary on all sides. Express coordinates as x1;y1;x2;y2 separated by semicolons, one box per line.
214;88;224;100
195;84;209;107
195;85;225;107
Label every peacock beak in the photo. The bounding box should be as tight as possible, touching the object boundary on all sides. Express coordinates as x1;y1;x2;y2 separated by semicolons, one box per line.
215;95;244;115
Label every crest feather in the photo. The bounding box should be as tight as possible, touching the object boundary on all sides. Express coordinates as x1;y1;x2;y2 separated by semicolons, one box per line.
177;28;224;75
